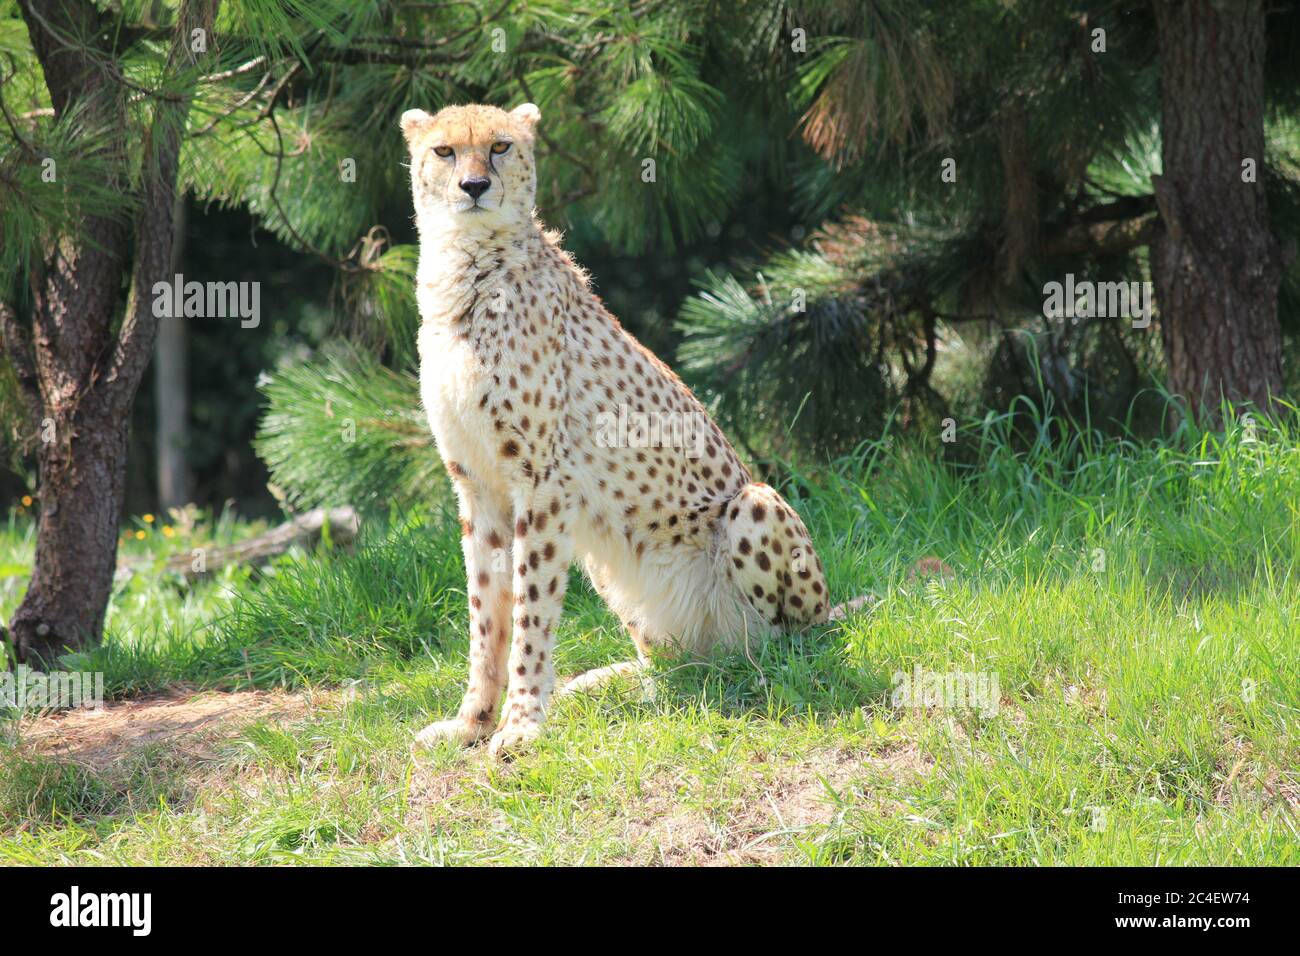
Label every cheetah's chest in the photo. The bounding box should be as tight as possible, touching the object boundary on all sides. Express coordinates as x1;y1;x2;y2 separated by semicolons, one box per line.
416;274;566;491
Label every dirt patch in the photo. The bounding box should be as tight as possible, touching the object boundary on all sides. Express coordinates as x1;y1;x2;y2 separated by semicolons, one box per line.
1262;774;1300;813
1212;737;1300;812
627;744;932;866
399;740;933;865
14;687;320;772
407;763;474;810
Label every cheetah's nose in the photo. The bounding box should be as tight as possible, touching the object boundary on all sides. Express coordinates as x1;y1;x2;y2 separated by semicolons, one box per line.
459;177;490;200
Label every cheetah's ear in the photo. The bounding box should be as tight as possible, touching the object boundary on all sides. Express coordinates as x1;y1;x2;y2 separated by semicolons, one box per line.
511;103;541;128
400;108;433;144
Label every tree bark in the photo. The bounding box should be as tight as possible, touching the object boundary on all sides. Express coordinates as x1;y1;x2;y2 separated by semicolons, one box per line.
1151;0;1285;421
997;102;1039;286
155;194;191;510
6;0;219;667
13;401;133;665
7;0;130;666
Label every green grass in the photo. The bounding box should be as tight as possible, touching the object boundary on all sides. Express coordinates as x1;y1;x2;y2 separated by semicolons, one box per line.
1;409;1297;864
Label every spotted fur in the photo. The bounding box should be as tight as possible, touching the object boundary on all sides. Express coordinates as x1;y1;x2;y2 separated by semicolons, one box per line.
405;104;830;755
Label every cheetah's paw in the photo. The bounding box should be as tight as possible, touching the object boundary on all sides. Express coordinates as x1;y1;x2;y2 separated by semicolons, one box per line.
413;718;485;750
487;721;542;757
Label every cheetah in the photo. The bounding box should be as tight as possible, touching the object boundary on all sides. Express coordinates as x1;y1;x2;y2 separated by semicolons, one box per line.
403;103;833;755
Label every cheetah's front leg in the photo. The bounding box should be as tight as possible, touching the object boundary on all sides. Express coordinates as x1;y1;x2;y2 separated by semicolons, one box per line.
489;483;573;755
415;480;513;750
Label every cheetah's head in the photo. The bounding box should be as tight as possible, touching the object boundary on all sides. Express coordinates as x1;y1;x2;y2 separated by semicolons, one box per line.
401;103;540;233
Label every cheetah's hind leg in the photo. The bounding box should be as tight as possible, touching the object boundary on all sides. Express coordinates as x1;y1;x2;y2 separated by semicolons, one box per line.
723;483;831;628
556;633;655;701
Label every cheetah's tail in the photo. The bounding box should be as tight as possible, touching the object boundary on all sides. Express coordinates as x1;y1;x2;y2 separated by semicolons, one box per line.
827;557;953;622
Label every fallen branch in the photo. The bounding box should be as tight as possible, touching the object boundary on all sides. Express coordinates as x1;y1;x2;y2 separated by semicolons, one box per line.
114;506;361;583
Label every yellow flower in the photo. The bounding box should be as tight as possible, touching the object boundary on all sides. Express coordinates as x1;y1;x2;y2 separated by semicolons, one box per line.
162;526;175;538
20;495;32;507
143;513;155;524
135;530;146;540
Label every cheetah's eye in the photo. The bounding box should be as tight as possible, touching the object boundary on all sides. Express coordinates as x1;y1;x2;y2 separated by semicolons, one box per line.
433;145;453;158
491;141;511;155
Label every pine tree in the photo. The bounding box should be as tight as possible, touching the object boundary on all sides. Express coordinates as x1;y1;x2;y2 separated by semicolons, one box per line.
1;0;222;663
0;0;798;657
0;0;481;660
5;0;1299;663
676;0;1300;453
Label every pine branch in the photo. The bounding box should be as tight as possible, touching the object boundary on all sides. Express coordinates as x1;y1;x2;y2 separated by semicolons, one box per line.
256;344;443;512
261;99;363;272
190;66;274;137
0;297;42;433
0;60;40;157
516;70;597;210
199;55;269;83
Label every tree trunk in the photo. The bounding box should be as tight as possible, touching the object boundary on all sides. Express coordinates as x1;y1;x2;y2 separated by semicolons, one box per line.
155;195;191;510
1151;0;1285;420
14;405;132;665
5;0;130;666
4;0;219;667
997;102;1039;287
